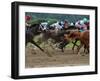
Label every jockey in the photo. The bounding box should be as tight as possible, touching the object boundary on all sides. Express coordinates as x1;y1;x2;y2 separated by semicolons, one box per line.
63;20;69;30
50;21;63;30
57;21;64;30
25;16;31;27
83;18;90;30
25;15;31;22
58;21;64;29
25;15;31;30
75;18;88;32
40;22;48;31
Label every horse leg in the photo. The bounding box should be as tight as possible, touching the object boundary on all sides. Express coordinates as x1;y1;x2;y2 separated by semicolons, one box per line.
86;45;89;54
48;41;55;49
48;40;57;55
60;41;69;52
87;48;89;54
42;41;53;57
43;41;46;49
58;42;64;52
77;43;83;55
25;39;37;54
83;43;89;54
25;38;28;47
83;45;88;54
72;39;78;54
30;40;44;52
61;47;64;52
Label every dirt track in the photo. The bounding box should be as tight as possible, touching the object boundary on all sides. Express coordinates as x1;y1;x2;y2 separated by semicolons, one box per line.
25;44;89;68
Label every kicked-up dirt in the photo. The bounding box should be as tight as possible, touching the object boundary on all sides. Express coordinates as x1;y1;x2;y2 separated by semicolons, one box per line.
25;44;89;68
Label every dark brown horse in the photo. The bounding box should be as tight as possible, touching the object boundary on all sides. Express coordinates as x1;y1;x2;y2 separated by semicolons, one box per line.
26;24;44;52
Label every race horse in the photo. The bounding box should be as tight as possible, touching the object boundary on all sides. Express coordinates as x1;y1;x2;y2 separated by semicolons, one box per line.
63;30;89;54
25;23;44;52
57;25;79;52
41;24;78;52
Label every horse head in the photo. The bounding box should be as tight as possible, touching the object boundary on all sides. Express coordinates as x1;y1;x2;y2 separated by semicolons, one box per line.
29;23;43;35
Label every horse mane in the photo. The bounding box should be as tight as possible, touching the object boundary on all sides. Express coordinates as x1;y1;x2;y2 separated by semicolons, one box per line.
30;23;40;28
68;31;81;39
57;31;70;37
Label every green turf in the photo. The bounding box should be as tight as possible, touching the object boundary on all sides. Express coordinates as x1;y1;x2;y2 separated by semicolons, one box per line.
66;41;80;48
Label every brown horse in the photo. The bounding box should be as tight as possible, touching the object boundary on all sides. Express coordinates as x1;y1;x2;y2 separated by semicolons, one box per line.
64;30;89;54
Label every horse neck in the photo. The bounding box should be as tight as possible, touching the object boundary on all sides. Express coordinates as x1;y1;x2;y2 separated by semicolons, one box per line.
31;25;40;35
77;32;82;39
70;31;81;39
